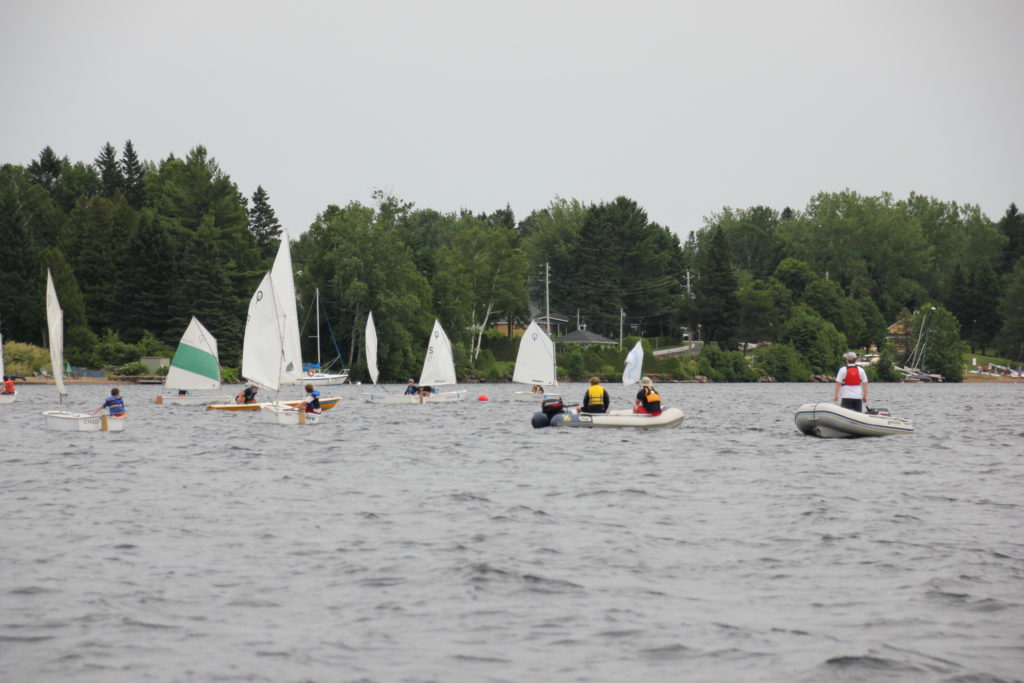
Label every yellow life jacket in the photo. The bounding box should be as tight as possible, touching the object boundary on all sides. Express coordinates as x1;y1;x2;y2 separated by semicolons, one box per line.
644;387;661;403
587;384;606;406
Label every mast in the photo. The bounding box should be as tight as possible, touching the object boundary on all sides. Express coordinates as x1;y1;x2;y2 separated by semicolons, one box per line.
544;262;550;336
315;288;321;369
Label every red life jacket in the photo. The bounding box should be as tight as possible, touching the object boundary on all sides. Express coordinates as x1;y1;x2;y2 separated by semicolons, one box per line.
843;366;861;386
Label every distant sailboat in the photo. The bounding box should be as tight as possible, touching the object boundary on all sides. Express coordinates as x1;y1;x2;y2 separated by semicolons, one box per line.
41;270;124;432
365;319;466;404
300;288;350;386
155;316;231;405
511;320;560;402
622;340;644;386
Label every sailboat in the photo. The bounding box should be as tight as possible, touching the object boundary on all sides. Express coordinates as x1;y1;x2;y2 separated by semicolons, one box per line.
511;320;560;401
155;316;231;405
41;270;124;432
365;318;466;403
622;340;644;386
206;240;340;414
0;333;15;404
299;288;349;386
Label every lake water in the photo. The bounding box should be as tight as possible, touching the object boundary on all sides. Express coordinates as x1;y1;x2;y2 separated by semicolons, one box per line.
2;381;1022;682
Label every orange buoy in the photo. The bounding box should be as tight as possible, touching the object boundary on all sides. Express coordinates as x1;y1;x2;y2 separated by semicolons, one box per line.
478;394;489;402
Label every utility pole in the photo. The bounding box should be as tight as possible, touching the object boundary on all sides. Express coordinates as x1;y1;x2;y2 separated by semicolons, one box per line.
619;308;624;350
544;262;551;336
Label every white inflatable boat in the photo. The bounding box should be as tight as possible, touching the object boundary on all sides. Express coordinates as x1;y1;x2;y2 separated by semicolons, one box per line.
794;402;914;438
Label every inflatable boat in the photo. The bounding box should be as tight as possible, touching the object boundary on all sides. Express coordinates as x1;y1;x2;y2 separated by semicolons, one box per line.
794;402;913;438
532;399;684;429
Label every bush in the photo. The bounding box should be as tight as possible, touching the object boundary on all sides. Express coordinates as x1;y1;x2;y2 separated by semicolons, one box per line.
753;344;811;381
2;341;51;376
113;362;149;376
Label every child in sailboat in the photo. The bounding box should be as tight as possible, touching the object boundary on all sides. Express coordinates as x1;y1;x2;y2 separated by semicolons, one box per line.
94;387;126;418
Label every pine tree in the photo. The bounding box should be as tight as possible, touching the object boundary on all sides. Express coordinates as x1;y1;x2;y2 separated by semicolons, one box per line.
95;142;123;198
121;140;146;209
27;146;67;192
248;185;282;260
119;211;178;343
997;203;1024;274
694;227;740;348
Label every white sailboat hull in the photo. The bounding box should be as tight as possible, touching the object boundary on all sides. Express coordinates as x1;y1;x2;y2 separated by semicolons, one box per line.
43;411;126;432
0;392;15;405
260;405;321;425
794;402;914;438
365;390;466;404
512;390;561;402
286;370;349;386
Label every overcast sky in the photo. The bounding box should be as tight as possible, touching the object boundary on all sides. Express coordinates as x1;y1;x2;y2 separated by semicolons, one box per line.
3;0;1022;240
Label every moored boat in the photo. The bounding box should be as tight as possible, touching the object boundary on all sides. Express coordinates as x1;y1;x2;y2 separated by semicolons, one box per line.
794;402;913;438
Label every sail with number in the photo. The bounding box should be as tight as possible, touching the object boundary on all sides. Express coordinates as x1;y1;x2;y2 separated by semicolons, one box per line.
512;320;557;387
365;312;379;385
241;271;283;391
269;239;303;385
418;319;457;387
166;317;221;391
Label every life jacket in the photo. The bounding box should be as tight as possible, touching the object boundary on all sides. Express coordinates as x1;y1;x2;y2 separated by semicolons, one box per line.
105;395;125;416
842;366;861;386
587;384;606;407
643;387;662;412
306;390;321;412
2;379;13;393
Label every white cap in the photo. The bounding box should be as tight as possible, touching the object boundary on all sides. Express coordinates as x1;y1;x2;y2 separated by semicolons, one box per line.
844;351;858;362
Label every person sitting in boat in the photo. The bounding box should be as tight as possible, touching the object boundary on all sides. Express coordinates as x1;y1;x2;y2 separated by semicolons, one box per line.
404;379;420;395
419;385;436;397
531;384;544;394
176;389;190;397
634;376;662;416
236;385;259;404
833;351;869;412
580;376;609;414
1;376;14;394
301;383;321;413
94;387;126;418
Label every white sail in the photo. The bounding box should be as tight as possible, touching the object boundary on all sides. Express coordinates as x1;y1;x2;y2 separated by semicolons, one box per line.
622;340;644;385
241;271;283;391
512;320;557;387
365;312;379;385
270;238;303;384
418;319;457;387
45;270;67;397
165;316;220;390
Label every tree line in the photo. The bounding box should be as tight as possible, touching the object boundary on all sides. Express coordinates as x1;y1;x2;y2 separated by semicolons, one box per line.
2;143;1022;382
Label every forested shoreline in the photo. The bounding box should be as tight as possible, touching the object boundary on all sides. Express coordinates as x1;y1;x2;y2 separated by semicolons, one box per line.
2;142;1022;383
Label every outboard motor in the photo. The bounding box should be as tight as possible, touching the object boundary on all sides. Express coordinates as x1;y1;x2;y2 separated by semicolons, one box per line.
532;398;565;428
866;407;890;416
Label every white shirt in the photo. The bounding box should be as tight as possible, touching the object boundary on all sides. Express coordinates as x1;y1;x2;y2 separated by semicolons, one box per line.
835;365;868;399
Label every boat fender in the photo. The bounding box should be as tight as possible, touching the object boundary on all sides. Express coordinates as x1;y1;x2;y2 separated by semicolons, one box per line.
531;411;551;429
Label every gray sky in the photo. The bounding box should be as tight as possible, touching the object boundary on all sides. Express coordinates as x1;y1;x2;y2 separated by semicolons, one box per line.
3;0;1022;240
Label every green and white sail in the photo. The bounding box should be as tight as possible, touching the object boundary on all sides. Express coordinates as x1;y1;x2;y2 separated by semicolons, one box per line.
166;316;221;391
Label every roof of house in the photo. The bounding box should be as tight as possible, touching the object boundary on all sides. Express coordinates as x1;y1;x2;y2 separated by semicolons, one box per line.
556;329;617;345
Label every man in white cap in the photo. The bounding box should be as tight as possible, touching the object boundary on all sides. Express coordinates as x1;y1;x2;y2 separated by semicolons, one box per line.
634;376;663;416
833;351;868;412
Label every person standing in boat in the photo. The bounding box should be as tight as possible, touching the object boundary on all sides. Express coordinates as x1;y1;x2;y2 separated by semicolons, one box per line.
833;351;868;412
301;383;322;413
634;376;662;416
580;376;609;414
94;387;126;418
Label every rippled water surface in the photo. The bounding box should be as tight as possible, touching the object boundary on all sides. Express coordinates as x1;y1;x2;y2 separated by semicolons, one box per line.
2;381;1022;682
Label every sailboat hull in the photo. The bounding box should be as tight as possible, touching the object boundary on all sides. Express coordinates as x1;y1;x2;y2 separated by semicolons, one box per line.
0;392;15;405
260;405;321;425
512;391;561;403
156;394;232;406
365;391;466;404
206;397;340;412
43;411;126;432
287;370;349;386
